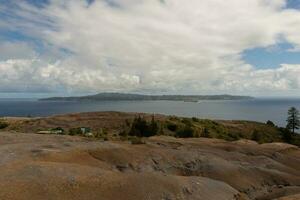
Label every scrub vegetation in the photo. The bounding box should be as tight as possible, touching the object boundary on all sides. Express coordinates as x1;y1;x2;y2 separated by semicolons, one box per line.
2;110;300;146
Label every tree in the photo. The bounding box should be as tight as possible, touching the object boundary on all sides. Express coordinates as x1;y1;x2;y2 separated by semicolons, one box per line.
149;115;159;136
286;107;300;134
129;116;159;137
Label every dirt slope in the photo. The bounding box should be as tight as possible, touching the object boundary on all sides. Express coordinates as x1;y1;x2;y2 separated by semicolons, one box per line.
0;132;299;200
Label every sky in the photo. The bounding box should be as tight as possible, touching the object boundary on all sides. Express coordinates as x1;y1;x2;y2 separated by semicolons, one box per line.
0;0;300;97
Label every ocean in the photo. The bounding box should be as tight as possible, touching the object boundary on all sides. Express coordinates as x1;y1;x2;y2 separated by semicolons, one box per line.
0;98;299;127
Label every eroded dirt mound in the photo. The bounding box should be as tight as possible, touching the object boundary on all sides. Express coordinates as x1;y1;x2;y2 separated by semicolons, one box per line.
0;132;299;200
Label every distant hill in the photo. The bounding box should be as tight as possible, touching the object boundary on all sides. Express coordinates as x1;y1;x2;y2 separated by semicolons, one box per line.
39;93;254;101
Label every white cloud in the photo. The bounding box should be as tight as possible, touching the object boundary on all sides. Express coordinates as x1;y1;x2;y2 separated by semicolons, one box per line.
0;0;300;95
0;42;36;60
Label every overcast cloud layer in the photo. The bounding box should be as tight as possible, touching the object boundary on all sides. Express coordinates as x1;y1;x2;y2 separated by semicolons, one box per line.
1;0;300;96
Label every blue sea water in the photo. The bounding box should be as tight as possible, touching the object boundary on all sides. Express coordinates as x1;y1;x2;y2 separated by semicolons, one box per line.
0;98;299;127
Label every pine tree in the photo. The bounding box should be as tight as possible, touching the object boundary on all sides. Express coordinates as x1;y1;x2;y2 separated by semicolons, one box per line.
149;115;159;137
286;107;300;134
129;115;159;137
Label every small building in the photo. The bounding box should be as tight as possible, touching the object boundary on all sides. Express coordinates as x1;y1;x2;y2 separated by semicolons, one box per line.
80;127;91;134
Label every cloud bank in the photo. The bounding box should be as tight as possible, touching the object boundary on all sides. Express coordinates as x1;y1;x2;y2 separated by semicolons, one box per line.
0;0;300;96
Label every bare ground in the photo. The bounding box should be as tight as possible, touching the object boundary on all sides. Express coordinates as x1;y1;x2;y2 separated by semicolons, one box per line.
0;132;299;200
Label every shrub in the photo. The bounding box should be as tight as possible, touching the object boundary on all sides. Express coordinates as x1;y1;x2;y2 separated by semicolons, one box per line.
51;127;64;134
69;128;83;136
125;119;131;127
251;129;261;142
227;132;240;141
202;127;211;138
176;125;194;138
192;117;199;122
181;118;192;126
167;122;178;132
279;127;293;143
0;121;8;129
266;120;275;127
119;130;128;137
159;125;164;135
94;130;109;140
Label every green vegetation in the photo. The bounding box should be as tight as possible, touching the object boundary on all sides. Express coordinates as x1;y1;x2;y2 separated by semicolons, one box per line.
202;127;210;138
0;121;8;129
69;128;83;136
9;107;299;147
166;122;177;132
29;110;300;146
279;127;293;143
128;116;159;137
94;128;108;140
51;127;64;134
286;107;300;134
266;120;275;127
175;125;194;138
251;129;261;142
40;92;254;102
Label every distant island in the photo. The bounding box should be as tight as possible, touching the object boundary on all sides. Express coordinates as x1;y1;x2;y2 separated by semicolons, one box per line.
39;93;254;102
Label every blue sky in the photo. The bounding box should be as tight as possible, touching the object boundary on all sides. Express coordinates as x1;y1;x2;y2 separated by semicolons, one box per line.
0;0;300;97
1;0;300;70
243;42;300;69
287;0;300;9
242;0;300;69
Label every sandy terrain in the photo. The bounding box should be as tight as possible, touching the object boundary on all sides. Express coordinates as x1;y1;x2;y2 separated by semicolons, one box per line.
0;132;299;200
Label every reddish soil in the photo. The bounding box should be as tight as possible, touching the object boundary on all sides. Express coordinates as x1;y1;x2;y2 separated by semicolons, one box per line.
0;132;298;200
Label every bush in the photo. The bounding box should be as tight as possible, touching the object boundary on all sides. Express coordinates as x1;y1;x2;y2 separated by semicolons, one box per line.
119;130;128;137
202;128;211;138
181;118;192;126
192;117;199;122
0;121;8;129
167;122;178;132
279;127;293;143
51;127;65;134
69;128;83;136
125;119;131;127
266;120;275;127
94;129;109;140
176;125;194;138
227;132;240;141
251;129;261;142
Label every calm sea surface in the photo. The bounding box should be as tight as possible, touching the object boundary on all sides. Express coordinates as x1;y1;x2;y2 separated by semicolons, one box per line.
0;98;300;127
